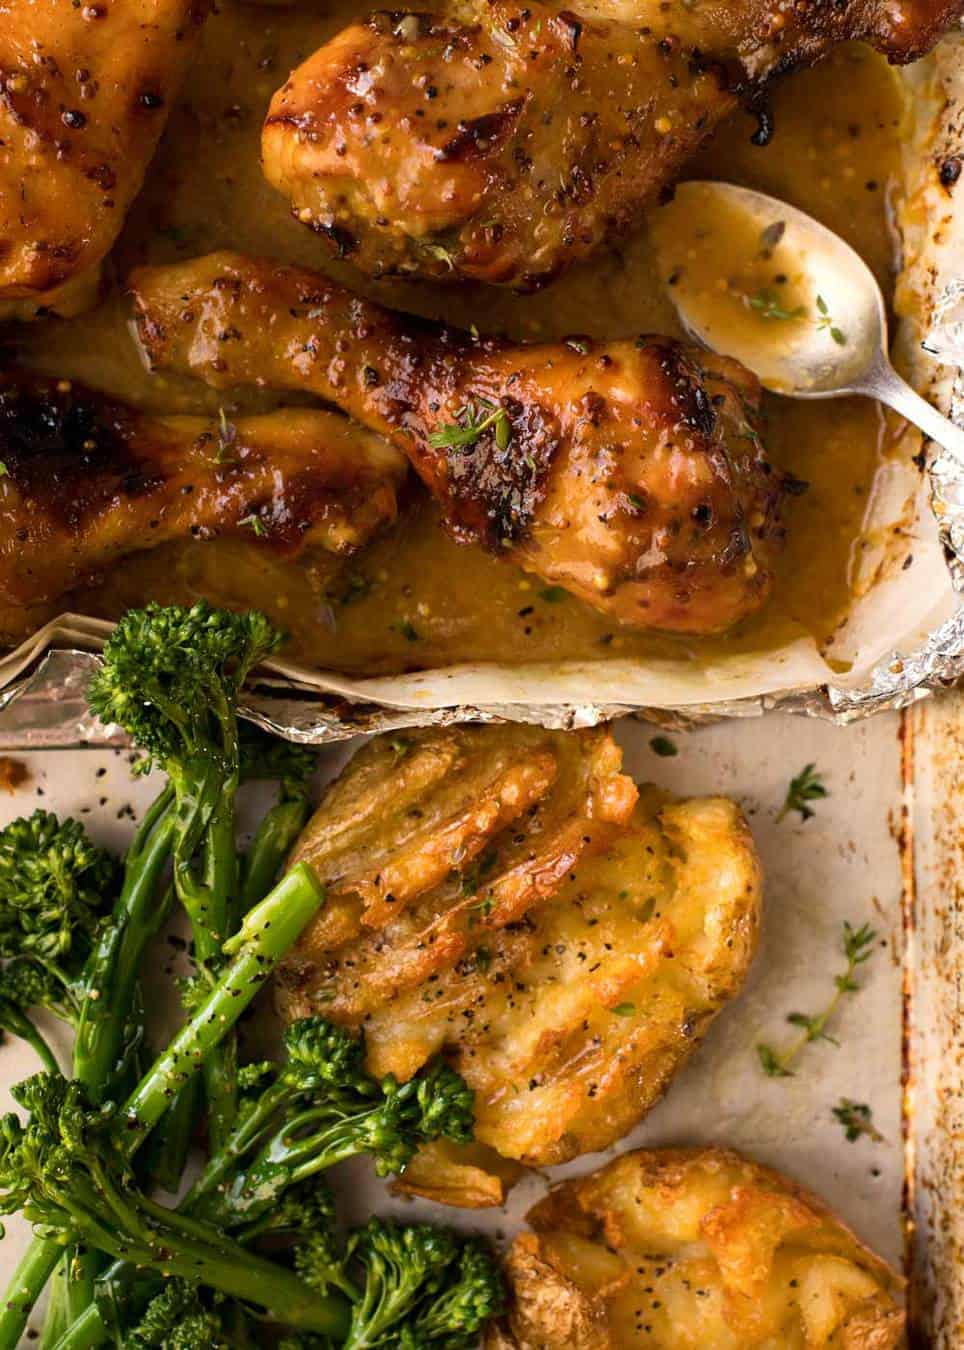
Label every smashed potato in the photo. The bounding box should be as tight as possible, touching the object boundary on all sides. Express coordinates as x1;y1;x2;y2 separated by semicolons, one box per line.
489;1148;905;1349
277;725;761;1174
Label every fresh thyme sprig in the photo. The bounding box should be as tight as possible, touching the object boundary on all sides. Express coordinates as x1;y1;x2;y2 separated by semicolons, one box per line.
748;288;805;322
757;920;877;1078
428;399;511;452
216;407;239;465
239;512;266;538
816;294;847;346
833;1098;884;1143
777;763;828;823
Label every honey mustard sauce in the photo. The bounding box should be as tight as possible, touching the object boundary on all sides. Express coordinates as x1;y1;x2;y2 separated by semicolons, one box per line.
13;12;906;676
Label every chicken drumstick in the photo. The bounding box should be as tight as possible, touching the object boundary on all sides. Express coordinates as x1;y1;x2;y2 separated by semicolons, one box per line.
0;0;209;319
131;250;787;635
0;373;405;610
262;0;963;288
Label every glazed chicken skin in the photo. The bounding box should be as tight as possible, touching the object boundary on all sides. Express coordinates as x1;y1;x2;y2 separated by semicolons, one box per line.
262;0;964;288
0;373;405;610
276;725;762;1176
131;251;787;635
488;1148;905;1349
0;0;208;319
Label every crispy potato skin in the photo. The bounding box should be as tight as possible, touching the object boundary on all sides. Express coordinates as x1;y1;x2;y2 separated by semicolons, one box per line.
277;725;762;1178
489;1148;905;1349
0;0;208;313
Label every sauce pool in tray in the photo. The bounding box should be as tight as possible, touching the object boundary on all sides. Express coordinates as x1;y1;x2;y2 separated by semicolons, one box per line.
14;8;906;677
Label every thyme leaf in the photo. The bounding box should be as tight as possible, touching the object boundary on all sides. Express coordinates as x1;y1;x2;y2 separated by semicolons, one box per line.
748;288;805;322
833;1098;884;1143
428;399;511;452
777;763;828;822
238;512;266;537
815;294;847;345
756;920;878;1078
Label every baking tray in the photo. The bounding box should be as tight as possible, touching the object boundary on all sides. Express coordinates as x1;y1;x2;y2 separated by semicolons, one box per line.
1;707;950;1342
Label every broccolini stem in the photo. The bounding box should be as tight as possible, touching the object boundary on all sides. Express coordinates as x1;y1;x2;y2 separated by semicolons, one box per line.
184;1076;290;1210
0;788;179;1350
69;792;178;1322
141;1074;201;1194
198;793;241;1151
47;1167;351;1344
0;1240;61;1349
0;999;60;1074
71;796;176;1093
240;795;311;919
38;1260;70;1349
50;1315;103;1350
119;864;325;1155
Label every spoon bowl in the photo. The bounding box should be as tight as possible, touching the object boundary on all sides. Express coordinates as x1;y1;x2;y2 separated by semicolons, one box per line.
650;180;964;465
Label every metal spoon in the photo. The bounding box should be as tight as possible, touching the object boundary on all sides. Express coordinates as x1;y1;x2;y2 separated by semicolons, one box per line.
651;180;964;468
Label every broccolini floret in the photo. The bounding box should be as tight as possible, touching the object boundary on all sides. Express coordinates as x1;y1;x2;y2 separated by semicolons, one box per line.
0;1073;351;1340
334;1219;504;1350
88;601;283;1150
0;811;117;1072
187;1018;475;1230
120;1281;233;1349
0;809;116;964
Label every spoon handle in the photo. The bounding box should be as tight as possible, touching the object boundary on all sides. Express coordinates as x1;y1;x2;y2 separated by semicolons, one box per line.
862;359;964;471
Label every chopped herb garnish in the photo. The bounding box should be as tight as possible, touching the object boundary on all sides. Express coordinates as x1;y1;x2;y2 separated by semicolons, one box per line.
468;896;494;921
474;946;492;974
395;620;420;642
425;243;455;271
649;736;678;758
388;738;411;758
428;399;511;452
460;851;498;898
565;337;591;355
611;1002;636;1017
216;407;238;464
538;586;567;604
748;288;805;322
0;461;8;477
756;920;878;1077
815;294;847;345
332;573;372;607
759;220;786;252
238;512;266;537
833;1098;884;1143
777;763;828;822
757;1044;790;1079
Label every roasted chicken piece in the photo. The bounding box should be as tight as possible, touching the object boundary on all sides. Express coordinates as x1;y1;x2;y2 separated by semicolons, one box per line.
276;724;762;1174
131;251;787;635
488;1148;905;1349
0;0;208;319
262;0;964;289
0;373;405;609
